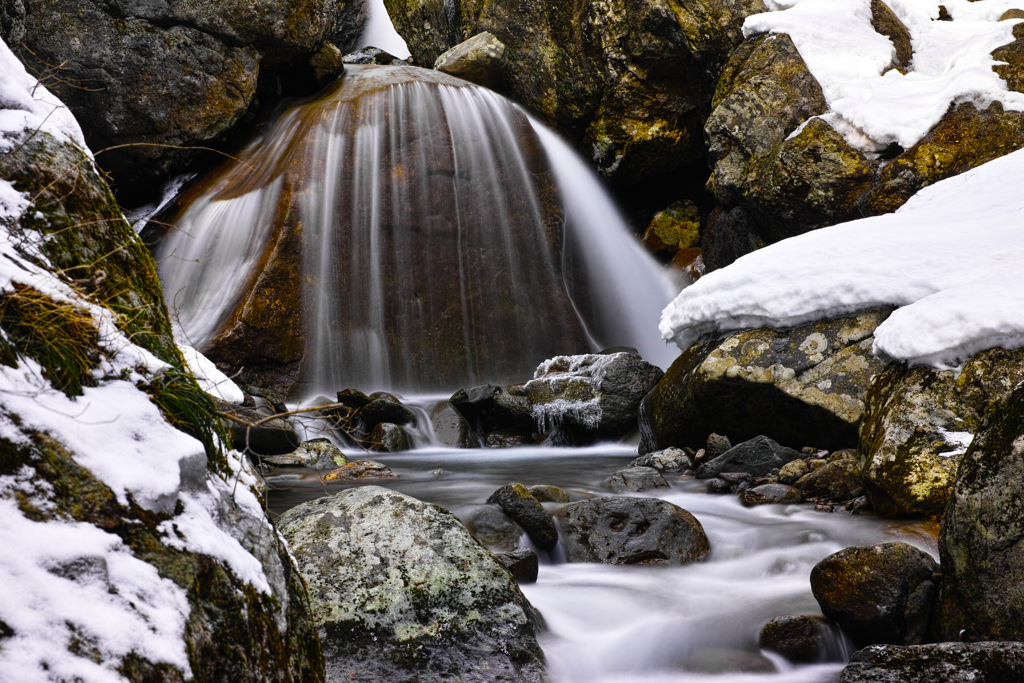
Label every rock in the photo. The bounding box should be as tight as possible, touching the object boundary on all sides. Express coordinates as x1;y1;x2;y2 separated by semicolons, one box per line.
308;41;345;82
700;204;766;272
14;0;344;200
556;497;710;566
527;485;571;503
707;433;733;458
871;0;912;73
328;0;368;53
369;422;415;452
629;447;693;473
706;477;731;494
278;487;545;682
641;200;702;257
779;458;811;484
860;349;1024;518
516;352;664;441
321;459;397;480
494;547;540;584
606;466;669;493
217;401;301;455
811;542;940;647
863;102;1024;215
487;483;559;551
796;456;863;503
741;483;803;506
342;46;406;64
359;392;418;427
433;31;509;90
429;400;478;448
938;383;1024;641
840;642;1024;683
696;435;802;479
759;615;846;663
485;429;532;448
685;648;777;673
640;310;890;453
385;0;766;185
464;505;526;552
264;439;348;469
0;0;24;43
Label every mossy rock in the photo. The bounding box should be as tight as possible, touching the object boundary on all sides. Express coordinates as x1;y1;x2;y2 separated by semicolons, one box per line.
641;200;701;255
938;383;1024;641
640;309;889;453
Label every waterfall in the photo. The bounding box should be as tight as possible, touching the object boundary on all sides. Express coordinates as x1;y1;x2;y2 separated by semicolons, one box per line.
154;65;678;397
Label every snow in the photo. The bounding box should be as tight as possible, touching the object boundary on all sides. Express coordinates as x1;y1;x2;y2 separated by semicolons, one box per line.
661;0;1024;369
661;144;1024;368
746;0;1024;152
178;342;246;404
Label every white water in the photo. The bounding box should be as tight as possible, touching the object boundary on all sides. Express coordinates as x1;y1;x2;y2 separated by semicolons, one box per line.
360;0;411;59
268;446;934;682
155;66;678;396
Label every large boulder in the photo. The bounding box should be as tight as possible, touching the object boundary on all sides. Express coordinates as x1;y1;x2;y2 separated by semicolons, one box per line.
840;642;1024;683
938;383;1024;642
384;0;766;185
278;487;546;682
810;542;939;647
640;310;889;453
556;496;710;565
13;0;355;200
860;348;1024;518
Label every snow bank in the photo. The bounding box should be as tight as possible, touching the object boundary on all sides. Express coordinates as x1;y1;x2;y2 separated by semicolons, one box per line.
660;146;1024;368
747;0;1024;151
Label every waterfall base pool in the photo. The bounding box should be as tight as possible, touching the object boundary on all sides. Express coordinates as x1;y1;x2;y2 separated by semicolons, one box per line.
266;445;936;683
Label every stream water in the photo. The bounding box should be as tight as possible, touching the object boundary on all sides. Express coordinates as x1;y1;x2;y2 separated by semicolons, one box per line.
266;440;935;682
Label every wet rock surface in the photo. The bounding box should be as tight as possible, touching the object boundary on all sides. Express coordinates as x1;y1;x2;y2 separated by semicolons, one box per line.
697;435;801;479
759;615;846;663
811;542;939;647
278;487;546;683
606;466;669;493
840;642;1024;683
487;483;559;551
556;496;710;566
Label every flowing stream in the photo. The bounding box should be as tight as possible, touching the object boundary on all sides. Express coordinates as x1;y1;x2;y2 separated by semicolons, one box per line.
267;442;935;682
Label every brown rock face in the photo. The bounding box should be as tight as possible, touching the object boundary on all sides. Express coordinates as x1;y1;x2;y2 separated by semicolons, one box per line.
155;65;591;396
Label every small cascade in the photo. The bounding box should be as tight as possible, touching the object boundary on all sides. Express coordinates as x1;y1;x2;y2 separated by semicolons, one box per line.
154;65;677;397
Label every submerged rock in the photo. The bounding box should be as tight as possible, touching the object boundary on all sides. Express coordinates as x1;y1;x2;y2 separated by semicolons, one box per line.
811;542;939;647
556;497;710;566
641;310;889;453
759;615;846;663
278;487;546;682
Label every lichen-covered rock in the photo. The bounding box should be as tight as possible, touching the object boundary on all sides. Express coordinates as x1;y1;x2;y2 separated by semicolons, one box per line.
385;0;765;185
840;642;1024;683
321;459;397;480
527;484;572;503
263;439;348;469
487;482;559;551
14;0;348;199
556;496;710;565
938;383;1024;642
640;310;889;453
741;483;803;506
629;447;693;473
871;0;912;73
811;542;939;647
859;348;1024;518
641;200;701;257
759;615;846;663
278;487;546;682
433;31;509;90
796;451;863;503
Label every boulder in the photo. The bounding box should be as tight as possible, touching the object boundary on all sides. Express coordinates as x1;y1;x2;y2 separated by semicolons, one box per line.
606;466;669;493
464;504;526;552
860;348;1024;518
384;0;766;185
217;401;301;456
640;310;890;453
515;351;664;441
494;547;540;584
641;200;702;257
429;400;479;448
696;435;801;479
487;483;559;551
796;452;863;503
278;487;545;682
759;615;846;663
14;0;349;200
840;642;1024;683
811;542;939;647
527;485;572;503
433;31;509;90
556;496;710;566
871;0;912;73
938;383;1024;642
369;422;415;452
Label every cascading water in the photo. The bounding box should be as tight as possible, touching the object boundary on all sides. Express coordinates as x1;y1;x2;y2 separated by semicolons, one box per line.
154;65;678;397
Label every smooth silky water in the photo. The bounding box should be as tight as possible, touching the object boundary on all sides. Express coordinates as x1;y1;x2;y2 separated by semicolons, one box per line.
266;440;935;683
152;62;934;680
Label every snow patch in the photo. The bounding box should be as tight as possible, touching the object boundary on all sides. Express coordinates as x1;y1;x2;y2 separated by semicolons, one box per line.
178;343;245;404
